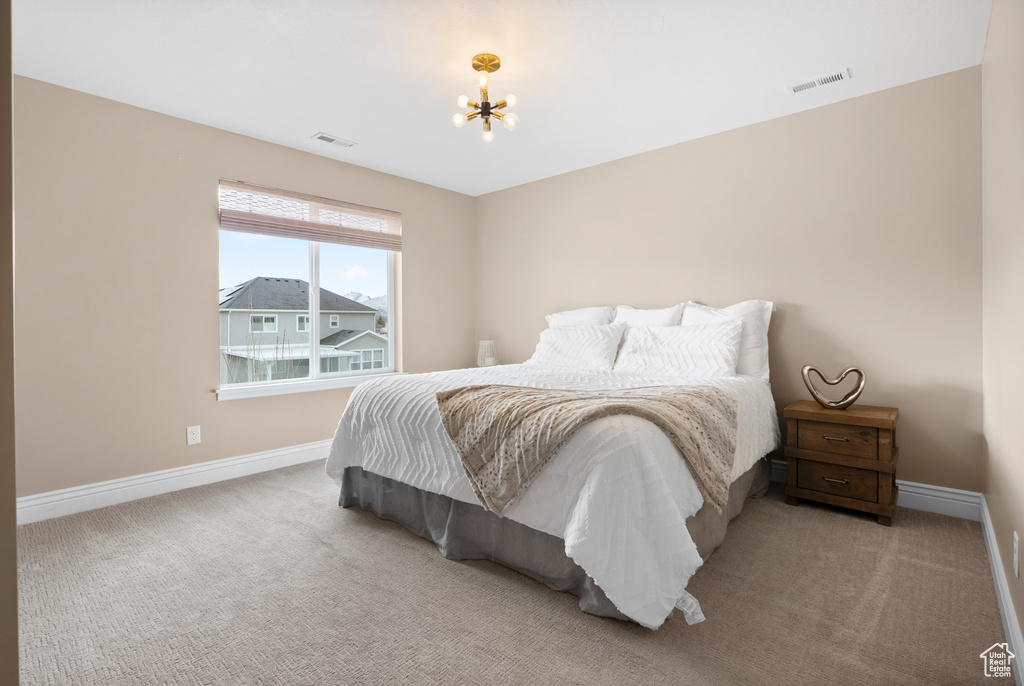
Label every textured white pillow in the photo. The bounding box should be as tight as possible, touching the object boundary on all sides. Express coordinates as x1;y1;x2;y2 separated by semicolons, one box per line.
682;300;773;379
545;306;613;328
614;321;742;378
528;322;625;371
613;304;685;327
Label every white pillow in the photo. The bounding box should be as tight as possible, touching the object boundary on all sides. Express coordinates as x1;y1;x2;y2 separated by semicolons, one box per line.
527;322;625;371
613;304;684;328
614;321;742;378
681;300;773;379
545;306;613;328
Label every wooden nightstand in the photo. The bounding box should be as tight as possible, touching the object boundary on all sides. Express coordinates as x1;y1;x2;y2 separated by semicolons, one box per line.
783;400;898;526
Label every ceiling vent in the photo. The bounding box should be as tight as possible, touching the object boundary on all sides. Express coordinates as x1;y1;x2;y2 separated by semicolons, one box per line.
789;68;851;94
312;132;356;147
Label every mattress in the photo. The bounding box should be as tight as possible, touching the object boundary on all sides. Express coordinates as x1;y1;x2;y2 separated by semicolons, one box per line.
326;364;780;628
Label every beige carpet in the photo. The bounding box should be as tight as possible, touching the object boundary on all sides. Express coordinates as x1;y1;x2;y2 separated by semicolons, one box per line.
18;461;1007;685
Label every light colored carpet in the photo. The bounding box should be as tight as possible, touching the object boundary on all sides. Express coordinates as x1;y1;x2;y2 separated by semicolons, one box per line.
18;461;1006;685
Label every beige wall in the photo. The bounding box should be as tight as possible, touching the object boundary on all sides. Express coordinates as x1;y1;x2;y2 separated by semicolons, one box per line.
477;68;984;491
10;67;993;498
13;76;479;496
982;0;1024;633
0;1;16;680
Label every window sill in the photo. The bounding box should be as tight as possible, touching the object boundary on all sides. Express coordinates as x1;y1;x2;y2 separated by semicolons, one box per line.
216;371;403;401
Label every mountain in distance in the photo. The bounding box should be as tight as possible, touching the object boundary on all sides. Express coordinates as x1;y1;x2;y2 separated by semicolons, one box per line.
363;295;387;315
344;291;388;316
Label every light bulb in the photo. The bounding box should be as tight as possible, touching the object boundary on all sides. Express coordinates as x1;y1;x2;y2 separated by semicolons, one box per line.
476;72;490;89
482;129;495;143
457;95;469;108
502;113;519;131
505;94;517;107
452;113;468;128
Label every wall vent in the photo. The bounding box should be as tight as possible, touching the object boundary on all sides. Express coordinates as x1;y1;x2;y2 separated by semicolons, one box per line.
789;68;851;94
312;132;356;147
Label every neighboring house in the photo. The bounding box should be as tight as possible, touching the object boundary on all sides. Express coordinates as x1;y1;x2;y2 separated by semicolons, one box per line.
219;276;388;383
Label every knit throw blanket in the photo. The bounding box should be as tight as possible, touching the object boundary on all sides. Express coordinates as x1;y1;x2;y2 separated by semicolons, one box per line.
436;384;738;517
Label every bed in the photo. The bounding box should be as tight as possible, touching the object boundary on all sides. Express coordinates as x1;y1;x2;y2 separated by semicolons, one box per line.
325;361;780;630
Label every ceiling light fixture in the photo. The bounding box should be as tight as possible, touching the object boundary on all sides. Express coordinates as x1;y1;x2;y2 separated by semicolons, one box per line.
452;53;518;143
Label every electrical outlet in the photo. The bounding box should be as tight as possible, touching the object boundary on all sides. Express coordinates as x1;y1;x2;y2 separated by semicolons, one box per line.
1014;531;1019;578
186;425;201;446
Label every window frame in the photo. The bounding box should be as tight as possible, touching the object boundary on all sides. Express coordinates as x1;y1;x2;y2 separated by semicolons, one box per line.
218;244;398;401
329;314;340;328
296;314;311;332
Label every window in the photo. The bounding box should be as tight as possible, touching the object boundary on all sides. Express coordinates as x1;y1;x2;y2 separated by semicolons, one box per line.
321;355;345;373
218;181;400;400
250;314;277;333
348;349;385;371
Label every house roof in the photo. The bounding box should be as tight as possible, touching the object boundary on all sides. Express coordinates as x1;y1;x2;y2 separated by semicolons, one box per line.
221;345;360;362
319;329;359;346
219;277;376;313
319;329;387;347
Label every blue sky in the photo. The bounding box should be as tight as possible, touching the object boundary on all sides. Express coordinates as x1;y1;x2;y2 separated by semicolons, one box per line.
219;231;388;298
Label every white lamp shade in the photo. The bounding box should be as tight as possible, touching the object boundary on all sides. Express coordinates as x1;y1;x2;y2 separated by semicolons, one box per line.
477;340;497;367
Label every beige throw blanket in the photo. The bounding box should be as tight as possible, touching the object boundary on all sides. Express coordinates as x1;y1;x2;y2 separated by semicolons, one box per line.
436;384;737;517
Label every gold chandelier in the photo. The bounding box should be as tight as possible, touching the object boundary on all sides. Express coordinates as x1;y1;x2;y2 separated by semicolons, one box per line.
452;53;519;142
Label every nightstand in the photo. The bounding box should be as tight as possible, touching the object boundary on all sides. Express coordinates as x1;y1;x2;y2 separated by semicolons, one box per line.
783;400;898;526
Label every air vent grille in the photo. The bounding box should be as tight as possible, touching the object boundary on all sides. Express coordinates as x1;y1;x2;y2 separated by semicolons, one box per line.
790;68;851;94
312;132;356;147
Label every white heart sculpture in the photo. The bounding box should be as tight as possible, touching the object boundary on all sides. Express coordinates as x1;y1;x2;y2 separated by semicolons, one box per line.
801;365;865;410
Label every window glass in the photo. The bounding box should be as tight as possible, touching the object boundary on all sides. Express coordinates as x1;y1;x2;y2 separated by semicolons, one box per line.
319;242;389;373
219;233;309;385
220;224;392;387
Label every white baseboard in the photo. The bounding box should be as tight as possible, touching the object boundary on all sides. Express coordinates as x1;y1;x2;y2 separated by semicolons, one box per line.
768;458;982;521
769;457;787;484
981;495;1024;686
896;480;983;522
17;439;332;525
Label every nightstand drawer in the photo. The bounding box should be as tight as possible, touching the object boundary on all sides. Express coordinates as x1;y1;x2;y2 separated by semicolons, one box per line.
798;420;878;458
797;459;878;502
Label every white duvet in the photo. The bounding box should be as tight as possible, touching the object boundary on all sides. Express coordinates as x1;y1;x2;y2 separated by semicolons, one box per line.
325;364;779;629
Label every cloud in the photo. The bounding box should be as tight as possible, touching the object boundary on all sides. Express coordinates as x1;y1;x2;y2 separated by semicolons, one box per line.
339;265;371;281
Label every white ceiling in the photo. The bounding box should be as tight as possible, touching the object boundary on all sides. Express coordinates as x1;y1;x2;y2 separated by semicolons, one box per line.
13;1;992;197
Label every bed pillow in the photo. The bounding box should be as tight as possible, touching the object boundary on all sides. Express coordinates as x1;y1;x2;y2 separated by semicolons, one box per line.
527;322;626;371
613;321;742;378
613;304;685;328
545;306;613;328
681;300;773;379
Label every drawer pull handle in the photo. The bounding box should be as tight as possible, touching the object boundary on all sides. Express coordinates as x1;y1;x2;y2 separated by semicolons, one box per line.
822;435;849;442
823;476;849;485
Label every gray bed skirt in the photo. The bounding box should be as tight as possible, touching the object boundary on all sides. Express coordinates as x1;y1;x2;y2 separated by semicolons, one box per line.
340;459;769;623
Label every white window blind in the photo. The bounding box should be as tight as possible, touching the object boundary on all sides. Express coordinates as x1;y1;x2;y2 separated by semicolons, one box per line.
218;180;402;252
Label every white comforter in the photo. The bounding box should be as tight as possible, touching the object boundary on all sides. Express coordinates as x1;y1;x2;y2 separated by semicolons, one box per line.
325;364;779;629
